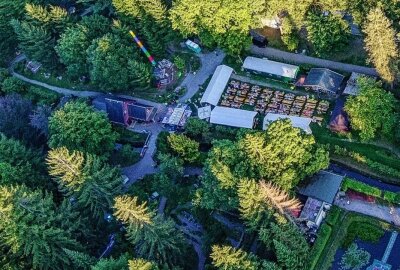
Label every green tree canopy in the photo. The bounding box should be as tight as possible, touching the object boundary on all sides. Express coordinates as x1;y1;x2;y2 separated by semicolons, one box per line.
55;25;90;78
170;0;264;55
0;0;26;65
10;19;58;68
195;120;328;211
0;133;48;188
306;9;350;56
47;147;123;219
48;100;118;156
340;243;371;270
0;185;85;269
270;222;310;270
363;7;399;84
167;133;200;163
128;258;159;270
210;245;261;270
345;77;398;141
184;118;211;142
113;195;186;266
92;254;129;270
87;33;152;91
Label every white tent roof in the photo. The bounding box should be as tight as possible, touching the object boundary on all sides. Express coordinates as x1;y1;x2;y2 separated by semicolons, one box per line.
210;106;257;129
198;106;212;119
243;56;299;79
200;65;233;105
263;113;312;134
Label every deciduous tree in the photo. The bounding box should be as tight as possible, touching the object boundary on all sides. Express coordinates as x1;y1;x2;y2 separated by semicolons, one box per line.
48;100;118;156
340;243;371;270
167;133;200;163
345;77;398;141
306;10;350;56
55;25;90;78
170;0;264;55
87;33;151;91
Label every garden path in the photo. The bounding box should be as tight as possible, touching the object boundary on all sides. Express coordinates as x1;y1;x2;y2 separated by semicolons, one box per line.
335;195;400;226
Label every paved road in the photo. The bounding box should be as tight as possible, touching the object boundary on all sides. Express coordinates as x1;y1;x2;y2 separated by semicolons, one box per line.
251;46;379;76
122;123;163;185
178;49;225;102
335;195;400;226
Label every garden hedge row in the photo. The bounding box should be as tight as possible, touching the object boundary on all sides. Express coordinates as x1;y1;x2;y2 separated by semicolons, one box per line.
325;206;341;226
341;178;382;197
309;223;333;270
342;178;400;205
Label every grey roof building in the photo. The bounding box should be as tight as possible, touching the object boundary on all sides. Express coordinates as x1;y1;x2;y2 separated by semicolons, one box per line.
303;68;345;95
298;170;344;204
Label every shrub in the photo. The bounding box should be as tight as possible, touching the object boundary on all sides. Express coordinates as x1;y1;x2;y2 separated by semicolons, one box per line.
309;223;332;270
342;222;384;248
325;206;342;226
341;178;382;198
156;131;171;156
114;126;147;147
25;86;61;105
1;77;27;94
173;55;185;71
366;160;400;178
110;144;140;167
383;191;400;204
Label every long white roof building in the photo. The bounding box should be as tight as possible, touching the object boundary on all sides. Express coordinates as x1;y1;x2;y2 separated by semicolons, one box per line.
243;56;299;79
200;65;233;106
210;106;257;129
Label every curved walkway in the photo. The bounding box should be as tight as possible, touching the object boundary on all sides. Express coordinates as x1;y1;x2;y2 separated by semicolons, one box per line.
9;54;101;97
250;46;379;76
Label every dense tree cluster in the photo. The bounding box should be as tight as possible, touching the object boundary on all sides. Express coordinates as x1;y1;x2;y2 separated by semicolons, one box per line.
48;101;118;157
345;77;399;141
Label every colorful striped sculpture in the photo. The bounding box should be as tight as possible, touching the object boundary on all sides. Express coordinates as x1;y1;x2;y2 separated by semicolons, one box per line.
129;30;157;67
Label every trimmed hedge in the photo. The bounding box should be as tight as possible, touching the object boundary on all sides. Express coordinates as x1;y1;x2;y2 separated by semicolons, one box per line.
342;222;385;248
341;177;382;198
309;223;332;270
325;206;342;226
383;191;400;205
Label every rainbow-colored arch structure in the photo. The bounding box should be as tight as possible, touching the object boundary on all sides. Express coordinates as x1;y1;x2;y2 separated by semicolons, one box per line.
129;30;157;67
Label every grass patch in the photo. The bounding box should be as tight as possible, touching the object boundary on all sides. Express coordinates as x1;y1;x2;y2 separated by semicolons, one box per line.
15;62;95;91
